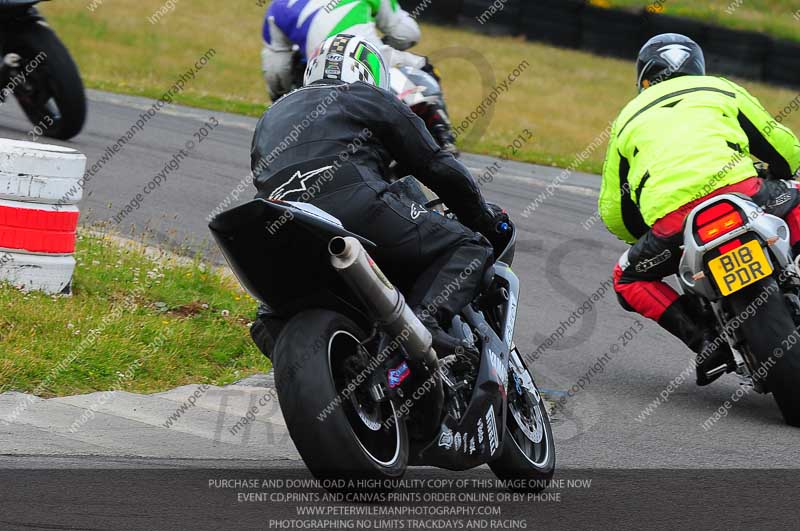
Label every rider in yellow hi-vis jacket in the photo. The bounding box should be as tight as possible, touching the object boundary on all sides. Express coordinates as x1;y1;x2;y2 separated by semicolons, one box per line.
599;33;800;386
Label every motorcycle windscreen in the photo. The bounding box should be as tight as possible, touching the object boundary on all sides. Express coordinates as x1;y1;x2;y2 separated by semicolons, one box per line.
208;199;374;314
496;224;516;266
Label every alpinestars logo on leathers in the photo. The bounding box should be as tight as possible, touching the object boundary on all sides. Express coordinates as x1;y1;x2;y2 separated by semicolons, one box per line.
268;166;334;201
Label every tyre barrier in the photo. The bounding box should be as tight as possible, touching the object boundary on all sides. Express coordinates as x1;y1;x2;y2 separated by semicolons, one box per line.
417;0;463;25
520;0;584;49
764;39;800;88
459;0;522;36
642;12;709;46
400;0;800;88
581;4;643;59
0;139;86;294
704;26;768;81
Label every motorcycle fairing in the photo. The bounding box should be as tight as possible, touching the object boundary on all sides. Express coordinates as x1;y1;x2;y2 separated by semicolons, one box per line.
209;198;374;316
411;303;511;470
494;264;520;348
389;66;443;108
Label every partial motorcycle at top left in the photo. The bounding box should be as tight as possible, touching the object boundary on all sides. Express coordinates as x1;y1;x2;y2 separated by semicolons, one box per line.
0;0;86;140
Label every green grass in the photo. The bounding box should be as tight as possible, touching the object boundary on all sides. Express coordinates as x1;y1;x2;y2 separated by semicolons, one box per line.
602;0;800;42
39;2;800;174
0;232;269;397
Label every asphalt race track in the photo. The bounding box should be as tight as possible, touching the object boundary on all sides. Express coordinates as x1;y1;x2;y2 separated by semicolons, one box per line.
1;92;798;529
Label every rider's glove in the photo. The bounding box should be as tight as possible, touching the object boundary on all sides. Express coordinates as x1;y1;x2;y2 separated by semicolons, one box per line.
474;205;510;241
755;162;773;180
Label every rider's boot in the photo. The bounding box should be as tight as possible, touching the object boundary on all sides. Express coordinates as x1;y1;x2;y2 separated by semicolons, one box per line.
658;296;735;386
0;54;21;97
414;306;477;361
410;240;493;367
250;303;286;360
419;103;459;157
431;123;459;157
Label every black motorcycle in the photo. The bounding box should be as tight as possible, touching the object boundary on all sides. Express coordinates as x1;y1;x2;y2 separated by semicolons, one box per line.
209;188;555;488
0;0;86;140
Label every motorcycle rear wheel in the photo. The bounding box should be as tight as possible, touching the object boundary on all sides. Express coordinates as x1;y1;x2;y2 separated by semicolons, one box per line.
272;309;409;481
728;278;800;427
7;23;87;140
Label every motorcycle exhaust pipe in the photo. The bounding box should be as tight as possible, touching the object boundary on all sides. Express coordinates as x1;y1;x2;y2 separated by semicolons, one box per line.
329;236;439;370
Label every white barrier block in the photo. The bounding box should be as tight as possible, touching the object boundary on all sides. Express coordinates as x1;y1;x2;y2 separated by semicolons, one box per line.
0;138;86;294
0;139;86;204
0;251;76;294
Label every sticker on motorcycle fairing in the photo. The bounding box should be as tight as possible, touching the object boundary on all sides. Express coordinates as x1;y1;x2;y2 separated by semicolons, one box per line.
327;54;344;62
476;418;484;445
387;361;410;389
505;291;517;345
454;433;462;451
268;166;334;201
438;429;453;450
634;249;672;273
410;202;427;220
486;405;499;455
488;348;507;388
461;434;469;454
469;437;476;455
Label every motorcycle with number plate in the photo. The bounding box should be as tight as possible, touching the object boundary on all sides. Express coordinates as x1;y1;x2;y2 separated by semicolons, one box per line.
209;192;555;489
678;189;800;426
0;0;87;140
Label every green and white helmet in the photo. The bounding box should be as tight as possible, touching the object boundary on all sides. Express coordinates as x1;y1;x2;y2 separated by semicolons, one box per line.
303;34;389;90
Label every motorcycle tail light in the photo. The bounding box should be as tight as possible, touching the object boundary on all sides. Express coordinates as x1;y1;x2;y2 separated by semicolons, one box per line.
695;202;744;244
718;239;742;254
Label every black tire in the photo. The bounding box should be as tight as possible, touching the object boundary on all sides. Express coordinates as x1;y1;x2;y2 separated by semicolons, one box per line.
7;23;87;140
489;352;556;492
272;309;409;481
728;278;800;427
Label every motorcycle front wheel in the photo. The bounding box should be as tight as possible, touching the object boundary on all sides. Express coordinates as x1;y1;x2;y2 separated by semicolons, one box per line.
272;309;408;481
489;348;555;492
7;23;87;140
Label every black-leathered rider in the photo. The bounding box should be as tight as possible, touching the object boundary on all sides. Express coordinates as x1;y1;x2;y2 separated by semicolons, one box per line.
249;34;508;359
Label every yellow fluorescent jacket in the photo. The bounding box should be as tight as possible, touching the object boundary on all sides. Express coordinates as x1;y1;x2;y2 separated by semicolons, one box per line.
600;75;800;244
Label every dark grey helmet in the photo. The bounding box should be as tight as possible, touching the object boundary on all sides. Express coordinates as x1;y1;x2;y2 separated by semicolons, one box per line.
636;33;706;91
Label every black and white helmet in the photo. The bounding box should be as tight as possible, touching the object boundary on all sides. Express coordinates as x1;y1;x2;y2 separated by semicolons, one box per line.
303;33;389;90
636;33;706;92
